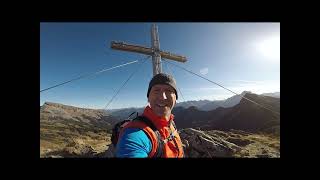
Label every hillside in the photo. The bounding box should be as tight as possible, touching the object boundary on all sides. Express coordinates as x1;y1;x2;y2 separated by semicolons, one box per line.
40;102;118;157
172;92;280;135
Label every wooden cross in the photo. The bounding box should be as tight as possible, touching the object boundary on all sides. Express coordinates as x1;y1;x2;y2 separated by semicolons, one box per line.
110;24;187;76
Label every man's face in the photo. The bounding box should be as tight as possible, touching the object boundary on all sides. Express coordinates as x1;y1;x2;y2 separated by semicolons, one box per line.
148;84;177;118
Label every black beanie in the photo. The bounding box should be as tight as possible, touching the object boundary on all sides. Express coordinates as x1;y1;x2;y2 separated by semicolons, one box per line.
147;73;178;99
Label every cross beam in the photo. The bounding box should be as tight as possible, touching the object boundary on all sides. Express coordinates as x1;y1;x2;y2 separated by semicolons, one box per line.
110;24;187;76
110;41;187;62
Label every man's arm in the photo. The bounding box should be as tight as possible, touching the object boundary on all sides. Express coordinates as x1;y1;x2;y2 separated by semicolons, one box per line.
115;128;152;158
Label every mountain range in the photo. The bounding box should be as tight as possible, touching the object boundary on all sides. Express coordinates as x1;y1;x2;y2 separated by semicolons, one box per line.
107;91;279;119
40;91;280;157
172;92;280;135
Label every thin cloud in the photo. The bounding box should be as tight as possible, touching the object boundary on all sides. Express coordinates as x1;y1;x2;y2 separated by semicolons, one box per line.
200;67;209;75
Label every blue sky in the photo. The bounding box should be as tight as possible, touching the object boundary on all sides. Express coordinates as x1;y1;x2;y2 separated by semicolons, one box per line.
40;23;280;109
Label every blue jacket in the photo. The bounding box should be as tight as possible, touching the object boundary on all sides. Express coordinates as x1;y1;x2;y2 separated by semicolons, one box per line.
116;128;152;158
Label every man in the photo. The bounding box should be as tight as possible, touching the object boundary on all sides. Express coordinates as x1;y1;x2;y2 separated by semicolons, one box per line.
115;73;184;158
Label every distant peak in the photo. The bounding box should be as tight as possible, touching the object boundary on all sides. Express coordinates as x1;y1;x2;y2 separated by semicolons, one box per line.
43;102;59;106
241;91;252;95
188;106;199;111
42;102;99;111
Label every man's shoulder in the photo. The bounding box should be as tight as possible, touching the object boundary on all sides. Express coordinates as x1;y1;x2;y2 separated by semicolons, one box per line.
116;127;152;157
122;127;147;135
120;127;151;143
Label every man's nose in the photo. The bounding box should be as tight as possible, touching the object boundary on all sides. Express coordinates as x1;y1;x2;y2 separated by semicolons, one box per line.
158;92;168;100
161;92;167;100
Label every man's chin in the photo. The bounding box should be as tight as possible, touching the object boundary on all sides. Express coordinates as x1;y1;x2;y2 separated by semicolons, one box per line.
151;106;171;117
153;109;167;117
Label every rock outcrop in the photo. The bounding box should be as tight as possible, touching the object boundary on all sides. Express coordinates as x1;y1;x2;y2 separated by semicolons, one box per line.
179;128;280;158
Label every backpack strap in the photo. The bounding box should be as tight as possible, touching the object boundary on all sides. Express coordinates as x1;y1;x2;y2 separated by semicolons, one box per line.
133;117;181;158
171;120;177;130
133;116;164;158
118;116;180;158
118;116;163;158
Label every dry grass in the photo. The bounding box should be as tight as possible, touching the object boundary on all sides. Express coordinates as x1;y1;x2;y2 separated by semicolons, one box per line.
40;120;112;157
206;129;280;158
